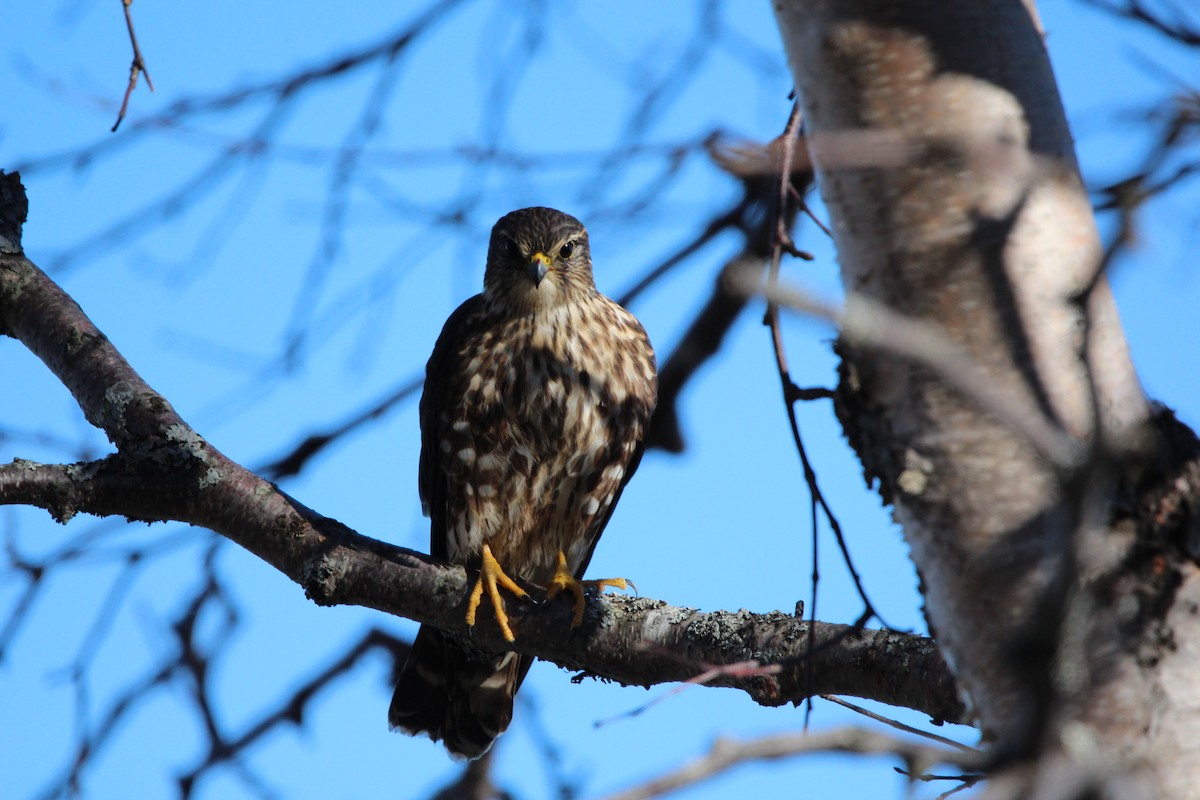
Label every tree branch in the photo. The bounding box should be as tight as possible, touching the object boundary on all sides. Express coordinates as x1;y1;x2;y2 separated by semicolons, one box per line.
0;172;963;726
599;726;981;800
112;0;155;133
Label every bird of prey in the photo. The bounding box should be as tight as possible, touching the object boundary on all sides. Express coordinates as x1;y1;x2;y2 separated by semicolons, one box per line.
389;207;657;759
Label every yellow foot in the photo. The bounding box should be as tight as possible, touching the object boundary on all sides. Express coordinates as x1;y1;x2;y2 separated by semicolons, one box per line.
465;543;529;642
544;550;632;628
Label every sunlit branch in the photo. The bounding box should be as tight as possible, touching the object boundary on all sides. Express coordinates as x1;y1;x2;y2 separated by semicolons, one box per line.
599;726;982;800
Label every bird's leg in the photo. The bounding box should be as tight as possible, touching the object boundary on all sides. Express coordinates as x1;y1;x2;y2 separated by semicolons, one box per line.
544;550;631;628
465;543;529;643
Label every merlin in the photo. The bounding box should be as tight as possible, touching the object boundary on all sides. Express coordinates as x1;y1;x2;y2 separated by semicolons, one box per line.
388;207;658;759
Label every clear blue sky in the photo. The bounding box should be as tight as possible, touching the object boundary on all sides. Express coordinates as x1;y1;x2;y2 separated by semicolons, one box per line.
2;2;1198;799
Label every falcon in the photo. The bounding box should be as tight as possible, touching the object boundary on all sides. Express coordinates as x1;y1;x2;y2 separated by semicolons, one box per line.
388;207;657;759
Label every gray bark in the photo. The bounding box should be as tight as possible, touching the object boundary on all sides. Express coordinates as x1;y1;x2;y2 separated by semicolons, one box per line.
772;1;1200;795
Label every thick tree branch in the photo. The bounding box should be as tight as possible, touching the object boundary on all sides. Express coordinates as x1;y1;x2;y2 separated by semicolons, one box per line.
0;456;960;720
0;172;963;725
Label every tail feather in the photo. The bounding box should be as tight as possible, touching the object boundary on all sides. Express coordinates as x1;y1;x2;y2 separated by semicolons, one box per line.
390;626;531;760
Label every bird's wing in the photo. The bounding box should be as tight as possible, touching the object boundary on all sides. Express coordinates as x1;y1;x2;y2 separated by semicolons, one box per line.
419;294;485;562
573;432;648;581
573;314;657;580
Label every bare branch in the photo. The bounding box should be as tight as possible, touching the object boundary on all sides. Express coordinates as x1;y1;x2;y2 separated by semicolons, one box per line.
1084;0;1200;46
258;374;423;480
112;0;155;133
179;627;410;796
732;271;1086;471
644;254;752;453
819;695;977;754
598;726;982;800
755;110;887;643
639;133;812;452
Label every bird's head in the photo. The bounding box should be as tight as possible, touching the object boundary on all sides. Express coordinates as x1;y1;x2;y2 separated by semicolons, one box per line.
483;207;596;313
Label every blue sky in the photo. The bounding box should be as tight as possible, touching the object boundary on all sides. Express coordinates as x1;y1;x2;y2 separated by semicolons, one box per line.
2;2;1198;799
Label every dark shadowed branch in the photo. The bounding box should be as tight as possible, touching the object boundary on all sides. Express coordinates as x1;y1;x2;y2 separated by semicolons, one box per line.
179;626;411;797
258;374;423;480
15;0;476;280
427;750;513;800
772;120;887;633
1084;0;1200;45
642;134;814;453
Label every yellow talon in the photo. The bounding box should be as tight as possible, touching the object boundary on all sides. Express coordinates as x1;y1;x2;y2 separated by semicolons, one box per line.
465;543;529;642
544;550;631;628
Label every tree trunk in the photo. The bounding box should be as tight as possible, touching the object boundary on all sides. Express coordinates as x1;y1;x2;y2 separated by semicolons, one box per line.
772;1;1200;795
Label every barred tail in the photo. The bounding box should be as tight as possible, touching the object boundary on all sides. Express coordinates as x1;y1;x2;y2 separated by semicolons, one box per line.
389;626;530;760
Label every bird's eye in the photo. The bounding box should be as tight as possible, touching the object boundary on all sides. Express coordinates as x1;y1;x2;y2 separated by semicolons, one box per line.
559;241;576;259
501;238;520;258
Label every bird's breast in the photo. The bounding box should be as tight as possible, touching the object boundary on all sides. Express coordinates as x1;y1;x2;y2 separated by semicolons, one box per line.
441;298;654;579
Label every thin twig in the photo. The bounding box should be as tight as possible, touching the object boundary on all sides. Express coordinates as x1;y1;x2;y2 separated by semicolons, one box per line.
735;274;1084;470
594;659;781;728
112;0;155;133
819;695;978;753
598;727;981;800
761;106;887;647
1083;0;1200;46
258;374;423;480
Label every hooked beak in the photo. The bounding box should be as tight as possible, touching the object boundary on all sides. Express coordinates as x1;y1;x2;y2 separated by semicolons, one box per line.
529;252;551;287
